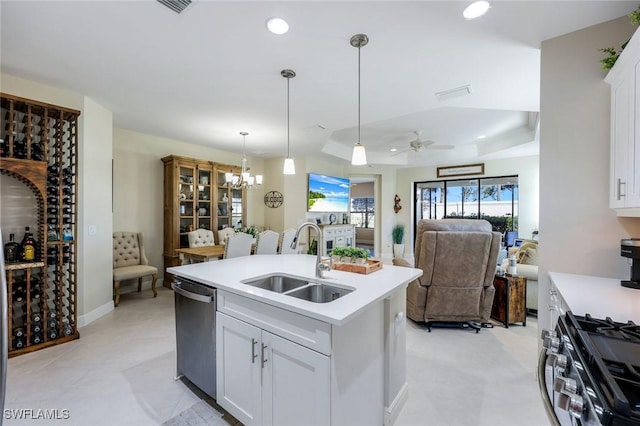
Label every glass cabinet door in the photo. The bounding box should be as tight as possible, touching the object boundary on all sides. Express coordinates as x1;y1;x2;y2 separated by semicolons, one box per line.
216;170;230;230
231;188;243;228
179;166;196;248
197;168;212;231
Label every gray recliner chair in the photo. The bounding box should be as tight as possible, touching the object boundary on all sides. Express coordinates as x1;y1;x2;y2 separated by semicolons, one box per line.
393;219;500;332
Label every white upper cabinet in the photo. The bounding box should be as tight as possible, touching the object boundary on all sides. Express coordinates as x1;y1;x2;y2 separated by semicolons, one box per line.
607;27;640;214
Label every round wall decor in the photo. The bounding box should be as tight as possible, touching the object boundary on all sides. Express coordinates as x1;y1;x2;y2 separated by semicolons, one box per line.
264;190;284;208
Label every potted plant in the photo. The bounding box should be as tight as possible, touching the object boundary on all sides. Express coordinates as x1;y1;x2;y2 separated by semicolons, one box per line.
330;246;348;263
350;247;370;264
392;224;405;258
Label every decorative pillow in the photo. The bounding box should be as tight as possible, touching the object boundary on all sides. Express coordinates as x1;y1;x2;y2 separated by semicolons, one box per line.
515;242;537;263
522;247;538;265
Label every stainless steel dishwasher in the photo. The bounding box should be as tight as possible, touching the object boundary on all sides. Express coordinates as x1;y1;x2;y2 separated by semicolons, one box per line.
173;277;217;398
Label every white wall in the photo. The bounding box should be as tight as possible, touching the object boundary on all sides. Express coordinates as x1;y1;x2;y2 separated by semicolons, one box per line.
394;156;539;255
112;128;265;280
78;97;113;319
539;18;640;330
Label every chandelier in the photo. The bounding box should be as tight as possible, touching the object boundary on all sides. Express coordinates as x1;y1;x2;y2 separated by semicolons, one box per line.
225;132;263;189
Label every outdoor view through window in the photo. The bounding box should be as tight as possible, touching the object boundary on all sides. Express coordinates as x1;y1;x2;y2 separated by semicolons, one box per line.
414;176;519;241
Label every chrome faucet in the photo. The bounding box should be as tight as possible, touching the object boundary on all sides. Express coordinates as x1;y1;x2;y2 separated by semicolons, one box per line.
291;222;330;278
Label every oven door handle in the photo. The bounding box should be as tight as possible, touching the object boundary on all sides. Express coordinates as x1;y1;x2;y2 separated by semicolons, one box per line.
538;349;561;426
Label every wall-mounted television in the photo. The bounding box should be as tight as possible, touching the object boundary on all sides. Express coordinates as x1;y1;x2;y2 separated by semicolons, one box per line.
308;173;350;213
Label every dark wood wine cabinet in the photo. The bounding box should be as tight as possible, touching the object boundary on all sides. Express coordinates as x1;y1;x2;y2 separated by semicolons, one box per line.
1;93;80;357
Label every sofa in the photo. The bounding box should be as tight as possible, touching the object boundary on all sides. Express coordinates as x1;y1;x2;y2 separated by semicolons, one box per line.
501;240;538;313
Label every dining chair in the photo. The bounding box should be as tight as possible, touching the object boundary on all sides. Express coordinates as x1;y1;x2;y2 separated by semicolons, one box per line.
278;228;299;254
187;229;215;247
217;228;236;245
223;232;253;259
255;230;279;254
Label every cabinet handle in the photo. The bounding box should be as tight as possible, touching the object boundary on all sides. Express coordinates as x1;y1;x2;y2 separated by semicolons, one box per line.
261;343;268;368
251;338;258;364
617;178;626;200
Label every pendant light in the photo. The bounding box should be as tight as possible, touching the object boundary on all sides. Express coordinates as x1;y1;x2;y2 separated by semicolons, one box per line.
282;69;296;175
351;33;368;166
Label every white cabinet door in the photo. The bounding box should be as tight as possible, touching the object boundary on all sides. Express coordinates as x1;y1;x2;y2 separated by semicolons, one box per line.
216;312;262;426
262;331;330;426
610;72;633;208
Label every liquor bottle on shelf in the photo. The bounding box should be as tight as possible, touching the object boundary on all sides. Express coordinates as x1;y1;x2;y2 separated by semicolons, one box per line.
61;227;73;241
20;226;37;262
4;232;21;263
47;225;59;242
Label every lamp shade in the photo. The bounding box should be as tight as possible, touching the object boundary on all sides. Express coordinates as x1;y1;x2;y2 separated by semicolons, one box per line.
283;157;296;175
255;175;263;185
351;143;367;166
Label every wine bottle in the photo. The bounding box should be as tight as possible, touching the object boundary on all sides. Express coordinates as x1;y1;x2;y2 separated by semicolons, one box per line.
13;336;26;349
47;225;59;242
47;195;58;204
62;320;73;336
31;312;42;323
13;328;24;338
20;227;36;262
31;332;43;345
47;164;59;174
32;322;42;334
4;233;21;263
47;329;58;340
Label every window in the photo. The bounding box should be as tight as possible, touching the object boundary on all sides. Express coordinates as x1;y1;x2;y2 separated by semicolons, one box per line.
414;175;518;241
351;197;375;228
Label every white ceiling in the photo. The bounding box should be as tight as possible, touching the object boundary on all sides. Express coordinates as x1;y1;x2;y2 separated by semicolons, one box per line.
1;1;635;167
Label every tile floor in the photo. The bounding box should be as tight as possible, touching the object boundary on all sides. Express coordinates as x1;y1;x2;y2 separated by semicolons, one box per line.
5;287;549;425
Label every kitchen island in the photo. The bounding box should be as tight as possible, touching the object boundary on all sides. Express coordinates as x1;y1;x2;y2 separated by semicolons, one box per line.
168;254;422;426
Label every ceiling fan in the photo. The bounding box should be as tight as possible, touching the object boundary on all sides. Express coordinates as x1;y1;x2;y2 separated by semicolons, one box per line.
392;131;454;155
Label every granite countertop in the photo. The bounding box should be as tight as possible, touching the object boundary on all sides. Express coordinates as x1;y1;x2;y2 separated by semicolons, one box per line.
168;254;422;325
549;272;640;323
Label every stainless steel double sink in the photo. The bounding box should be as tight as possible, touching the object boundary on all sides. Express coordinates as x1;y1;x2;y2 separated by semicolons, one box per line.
241;274;353;303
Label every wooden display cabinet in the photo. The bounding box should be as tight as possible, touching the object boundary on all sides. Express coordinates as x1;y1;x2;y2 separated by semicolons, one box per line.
162;156;246;286
1;93;80;357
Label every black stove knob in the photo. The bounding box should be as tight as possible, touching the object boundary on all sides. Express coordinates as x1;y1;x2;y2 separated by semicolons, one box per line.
554;376;578;394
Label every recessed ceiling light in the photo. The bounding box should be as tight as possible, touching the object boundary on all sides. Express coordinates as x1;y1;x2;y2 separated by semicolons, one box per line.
266;17;289;35
477;135;486;140
390;148;398;152
463;1;490;20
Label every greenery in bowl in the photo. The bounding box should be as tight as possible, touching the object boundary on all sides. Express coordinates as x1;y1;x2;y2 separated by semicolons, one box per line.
392;224;405;244
237;225;259;238
330;246;369;260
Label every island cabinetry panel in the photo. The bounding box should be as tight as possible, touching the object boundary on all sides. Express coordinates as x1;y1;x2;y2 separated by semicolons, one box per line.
216;311;330;426
607;27;640;213
215;289;387;426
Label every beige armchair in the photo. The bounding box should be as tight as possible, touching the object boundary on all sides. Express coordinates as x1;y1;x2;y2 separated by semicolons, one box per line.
393;219;500;332
217;228;235;245
113;232;158;307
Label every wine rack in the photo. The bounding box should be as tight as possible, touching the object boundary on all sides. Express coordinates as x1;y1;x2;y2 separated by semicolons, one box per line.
1;93;80;357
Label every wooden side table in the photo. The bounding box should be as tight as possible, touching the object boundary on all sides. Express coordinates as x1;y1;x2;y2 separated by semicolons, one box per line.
491;274;527;328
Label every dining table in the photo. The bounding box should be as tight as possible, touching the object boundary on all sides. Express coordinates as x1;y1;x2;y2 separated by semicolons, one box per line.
175;245;225;263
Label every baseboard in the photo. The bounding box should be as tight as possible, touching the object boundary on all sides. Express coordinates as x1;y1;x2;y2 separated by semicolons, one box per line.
77;300;114;328
384;382;409;426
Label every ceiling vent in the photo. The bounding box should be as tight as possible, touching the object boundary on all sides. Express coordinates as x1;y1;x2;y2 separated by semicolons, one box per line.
435;84;472;102
156;0;192;14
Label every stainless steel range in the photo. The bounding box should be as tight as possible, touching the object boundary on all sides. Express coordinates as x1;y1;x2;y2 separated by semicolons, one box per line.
540;312;640;426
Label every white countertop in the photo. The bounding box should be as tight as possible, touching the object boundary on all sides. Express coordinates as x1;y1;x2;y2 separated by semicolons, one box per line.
167;255;423;325
549;272;640;323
